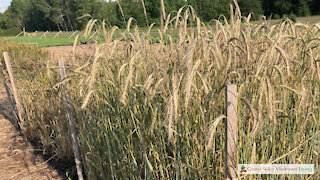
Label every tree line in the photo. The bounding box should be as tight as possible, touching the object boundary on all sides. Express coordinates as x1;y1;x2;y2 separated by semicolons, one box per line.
0;0;319;33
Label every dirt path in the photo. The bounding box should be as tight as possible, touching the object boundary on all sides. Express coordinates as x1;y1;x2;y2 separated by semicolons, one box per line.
0;82;62;180
42;44;95;62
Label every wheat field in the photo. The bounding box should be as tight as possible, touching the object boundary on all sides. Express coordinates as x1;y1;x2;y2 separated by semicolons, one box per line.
1;1;320;179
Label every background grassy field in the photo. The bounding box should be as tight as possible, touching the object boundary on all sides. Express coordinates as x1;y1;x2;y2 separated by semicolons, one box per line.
5;35;76;47
251;15;320;25
1;15;319;48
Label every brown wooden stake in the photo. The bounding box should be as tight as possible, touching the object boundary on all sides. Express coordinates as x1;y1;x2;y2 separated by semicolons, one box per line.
225;83;238;179
3;52;24;127
58;61;84;180
0;58;20;127
23;27;26;37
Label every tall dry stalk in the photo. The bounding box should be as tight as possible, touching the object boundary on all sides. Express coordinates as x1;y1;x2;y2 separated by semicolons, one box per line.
5;1;320;179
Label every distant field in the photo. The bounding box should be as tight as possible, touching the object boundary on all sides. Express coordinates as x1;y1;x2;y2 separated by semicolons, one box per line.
1;30;162;47
296;15;320;24
1;31;172;47
1;15;320;47
5;35;76;47
251;15;320;25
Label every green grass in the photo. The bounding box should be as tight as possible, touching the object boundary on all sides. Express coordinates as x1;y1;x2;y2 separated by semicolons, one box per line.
1;15;320;48
2;30;178;47
5;35;76;47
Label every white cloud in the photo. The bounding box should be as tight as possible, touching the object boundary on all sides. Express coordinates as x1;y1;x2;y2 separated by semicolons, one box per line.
0;3;8;13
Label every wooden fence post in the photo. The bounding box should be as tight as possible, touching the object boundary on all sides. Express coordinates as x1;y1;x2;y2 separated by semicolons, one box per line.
40;31;49;39
53;31;62;39
225;83;238;179
58;61;84;180
3;52;24;127
89;31;98;40
0;56;21;127
68;30;78;39
32;30;37;37
15;31;23;37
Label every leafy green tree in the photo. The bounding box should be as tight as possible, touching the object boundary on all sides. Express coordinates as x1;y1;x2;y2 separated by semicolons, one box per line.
165;0;186;13
143;0;161;24
0;13;8;29
34;0;75;31
187;0;231;21
262;0;273;17
101;2;121;27
119;0;145;26
262;0;314;18
293;0;311;16
238;0;264;19
5;0;31;28
310;0;320;14
2;0;319;32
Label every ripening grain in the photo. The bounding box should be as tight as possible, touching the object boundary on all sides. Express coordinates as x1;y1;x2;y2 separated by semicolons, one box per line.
1;1;320;179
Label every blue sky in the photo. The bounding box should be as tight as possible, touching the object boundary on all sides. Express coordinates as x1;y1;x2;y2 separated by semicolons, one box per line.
0;0;11;13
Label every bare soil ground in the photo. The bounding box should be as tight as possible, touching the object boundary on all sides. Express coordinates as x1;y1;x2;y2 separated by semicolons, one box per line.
41;41;131;62
0;82;62;180
42;44;96;62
